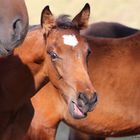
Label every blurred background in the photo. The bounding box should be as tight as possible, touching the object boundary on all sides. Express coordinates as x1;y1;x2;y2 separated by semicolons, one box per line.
25;0;140;140
25;0;140;28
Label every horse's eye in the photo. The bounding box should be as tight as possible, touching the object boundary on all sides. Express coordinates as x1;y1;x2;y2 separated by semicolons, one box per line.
87;48;91;58
48;51;59;60
86;48;91;64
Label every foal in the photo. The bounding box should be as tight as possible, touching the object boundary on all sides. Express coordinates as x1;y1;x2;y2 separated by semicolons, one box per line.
26;4;140;140
0;0;28;56
1;4;97;140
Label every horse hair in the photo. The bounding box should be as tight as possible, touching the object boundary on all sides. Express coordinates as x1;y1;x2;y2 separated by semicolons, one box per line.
56;15;78;30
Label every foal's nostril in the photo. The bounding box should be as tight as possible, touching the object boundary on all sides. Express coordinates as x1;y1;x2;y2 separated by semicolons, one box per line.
77;92;98;114
78;92;89;105
90;92;98;103
89;92;98;111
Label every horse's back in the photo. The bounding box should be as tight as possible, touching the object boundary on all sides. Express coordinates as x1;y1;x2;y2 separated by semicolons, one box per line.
82;22;139;38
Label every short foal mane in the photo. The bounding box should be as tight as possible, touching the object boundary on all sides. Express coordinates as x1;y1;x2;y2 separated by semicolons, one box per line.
55;15;78;30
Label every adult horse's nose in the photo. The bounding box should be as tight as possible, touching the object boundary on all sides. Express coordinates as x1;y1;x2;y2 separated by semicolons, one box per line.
12;18;23;41
4;18;25;52
77;92;98;113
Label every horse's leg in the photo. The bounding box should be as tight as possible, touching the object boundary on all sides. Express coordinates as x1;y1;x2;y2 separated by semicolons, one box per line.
2;101;34;140
69;128;90;140
25;126;57;140
90;136;107;140
0;113;14;139
69;128;106;140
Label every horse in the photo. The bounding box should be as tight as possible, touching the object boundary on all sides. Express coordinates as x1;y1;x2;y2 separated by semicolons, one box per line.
82;21;139;38
0;0;28;56
24;4;140;140
30;21;139;39
0;4;98;140
26;21;139;139
68;15;140;140
68;32;140;140
72;13;139;140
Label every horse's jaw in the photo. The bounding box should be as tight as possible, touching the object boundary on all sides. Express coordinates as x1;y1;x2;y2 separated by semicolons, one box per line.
0;46;9;56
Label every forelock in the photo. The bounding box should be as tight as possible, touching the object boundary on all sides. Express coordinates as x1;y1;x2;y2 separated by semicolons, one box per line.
55;15;78;30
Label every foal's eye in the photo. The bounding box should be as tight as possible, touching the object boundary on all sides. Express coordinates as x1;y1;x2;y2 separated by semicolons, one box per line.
86;48;91;64
87;48;91;58
48;51;59;61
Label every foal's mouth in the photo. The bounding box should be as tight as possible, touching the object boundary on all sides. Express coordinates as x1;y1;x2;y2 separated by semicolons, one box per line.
69;101;87;119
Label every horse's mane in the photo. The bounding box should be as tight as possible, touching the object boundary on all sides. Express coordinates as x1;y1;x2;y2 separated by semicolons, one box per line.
28;15;78;33
56;15;78;30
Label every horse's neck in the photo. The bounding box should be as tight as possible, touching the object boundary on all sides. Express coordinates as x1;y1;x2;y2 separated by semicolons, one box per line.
14;29;45;62
30;83;63;132
14;29;49;90
88;37;140;117
0;30;48;111
0;55;35;112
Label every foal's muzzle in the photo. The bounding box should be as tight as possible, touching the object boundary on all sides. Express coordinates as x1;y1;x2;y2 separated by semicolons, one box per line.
78;92;98;112
69;92;98;119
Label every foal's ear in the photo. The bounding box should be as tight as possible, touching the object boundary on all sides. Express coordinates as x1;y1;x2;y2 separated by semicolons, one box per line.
72;3;90;30
41;5;55;31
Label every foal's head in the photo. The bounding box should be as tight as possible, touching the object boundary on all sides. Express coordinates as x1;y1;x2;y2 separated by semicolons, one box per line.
41;4;98;119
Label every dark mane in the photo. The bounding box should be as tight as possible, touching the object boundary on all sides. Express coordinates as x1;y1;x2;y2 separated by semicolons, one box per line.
55;15;78;30
28;15;79;34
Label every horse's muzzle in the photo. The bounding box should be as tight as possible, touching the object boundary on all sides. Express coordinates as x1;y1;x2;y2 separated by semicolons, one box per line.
69;92;98;119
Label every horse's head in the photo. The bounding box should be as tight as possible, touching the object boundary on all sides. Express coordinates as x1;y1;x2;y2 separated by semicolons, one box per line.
0;0;28;56
40;4;98;119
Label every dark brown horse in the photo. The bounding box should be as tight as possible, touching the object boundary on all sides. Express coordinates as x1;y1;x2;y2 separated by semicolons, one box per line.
0;4;97;140
82;21;139;38
25;4;140;140
0;0;28;56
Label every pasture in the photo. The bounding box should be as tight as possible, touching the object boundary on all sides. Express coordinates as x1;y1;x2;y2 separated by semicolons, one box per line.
24;1;140;140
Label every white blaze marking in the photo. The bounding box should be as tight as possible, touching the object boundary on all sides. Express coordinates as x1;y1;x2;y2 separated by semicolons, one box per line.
62;34;78;47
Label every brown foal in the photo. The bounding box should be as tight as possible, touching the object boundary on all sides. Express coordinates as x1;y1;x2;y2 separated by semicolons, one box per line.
25;3;140;140
1;4;97;140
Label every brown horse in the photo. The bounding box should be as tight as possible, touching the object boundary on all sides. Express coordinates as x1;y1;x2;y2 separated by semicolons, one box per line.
0;0;28;56
72;16;139;140
25;4;140;140
69;23;140;140
0;4;97;140
69;16;140;140
82;21;139;38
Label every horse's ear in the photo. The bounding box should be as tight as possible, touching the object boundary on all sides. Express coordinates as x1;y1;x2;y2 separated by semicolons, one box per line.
41;5;55;31
72;3;90;30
